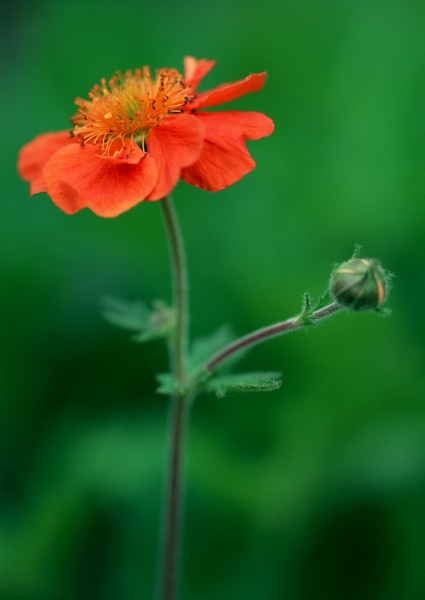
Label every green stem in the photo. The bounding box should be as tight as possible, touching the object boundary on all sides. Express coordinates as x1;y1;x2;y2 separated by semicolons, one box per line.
158;196;189;600
160;195;188;382
158;392;189;600
202;302;341;374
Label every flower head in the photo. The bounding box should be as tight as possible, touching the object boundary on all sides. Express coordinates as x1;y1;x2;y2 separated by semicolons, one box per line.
72;67;194;159
18;57;274;217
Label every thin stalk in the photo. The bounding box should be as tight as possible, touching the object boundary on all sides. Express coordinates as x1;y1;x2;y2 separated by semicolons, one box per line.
203;302;341;374
158;195;190;600
160;195;188;382
158;392;189;600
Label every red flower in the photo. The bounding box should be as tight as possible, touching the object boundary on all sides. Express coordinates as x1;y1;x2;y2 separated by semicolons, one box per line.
18;57;274;217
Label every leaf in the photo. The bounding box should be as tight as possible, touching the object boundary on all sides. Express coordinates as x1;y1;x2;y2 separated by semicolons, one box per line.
301;292;313;314
351;243;363;259
187;325;237;372
101;297;174;342
102;296;150;330
374;305;392;317
205;371;283;399
156;371;282;399
156;373;177;395
132;301;175;343
299;288;334;325
313;287;333;310
156;373;189;395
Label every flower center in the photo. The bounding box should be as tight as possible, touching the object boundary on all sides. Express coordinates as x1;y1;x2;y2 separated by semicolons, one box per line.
71;67;194;158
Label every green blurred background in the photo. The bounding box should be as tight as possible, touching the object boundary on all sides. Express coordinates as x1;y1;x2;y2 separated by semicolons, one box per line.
2;0;425;598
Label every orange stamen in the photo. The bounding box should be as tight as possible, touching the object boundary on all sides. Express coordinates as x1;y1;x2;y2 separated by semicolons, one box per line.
72;67;195;158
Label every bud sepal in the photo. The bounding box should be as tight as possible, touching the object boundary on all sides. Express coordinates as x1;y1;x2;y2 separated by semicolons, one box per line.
329;257;389;311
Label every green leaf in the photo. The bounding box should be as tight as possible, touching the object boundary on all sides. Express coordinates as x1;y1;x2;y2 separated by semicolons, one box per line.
132;300;175;342
187;325;236;372
299;288;334;324
205;371;283;399
313;287;333;310
156;373;177;395
157;371;283;399
302;292;313;313
298;292;317;326
351;243;363;259
102;296;150;330
375;305;392;317
101;297;174;342
299;292;312;320
156;373;189;395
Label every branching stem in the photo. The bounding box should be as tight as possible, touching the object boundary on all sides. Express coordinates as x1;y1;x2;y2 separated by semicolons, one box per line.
157;195;341;600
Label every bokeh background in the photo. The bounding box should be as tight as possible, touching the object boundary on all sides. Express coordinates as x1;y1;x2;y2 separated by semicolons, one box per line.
2;0;425;598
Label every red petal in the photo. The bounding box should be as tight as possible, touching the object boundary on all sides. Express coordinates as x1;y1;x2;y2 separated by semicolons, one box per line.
145;114;204;201
190;73;267;110
183;56;216;89
17;131;74;193
43;143;158;217
181;111;274;192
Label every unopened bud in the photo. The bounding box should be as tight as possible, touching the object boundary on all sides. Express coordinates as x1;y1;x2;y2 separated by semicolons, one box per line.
330;258;386;311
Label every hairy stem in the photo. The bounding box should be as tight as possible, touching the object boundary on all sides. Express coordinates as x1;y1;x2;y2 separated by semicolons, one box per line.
160;195;188;383
203;302;341;374
158;196;189;600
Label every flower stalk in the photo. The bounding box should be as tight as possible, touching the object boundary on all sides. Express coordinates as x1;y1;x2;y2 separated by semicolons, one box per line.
160;195;189;383
202;302;342;374
158;195;190;600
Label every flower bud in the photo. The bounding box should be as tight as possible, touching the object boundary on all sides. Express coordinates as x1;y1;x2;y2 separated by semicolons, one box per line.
330;258;386;311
